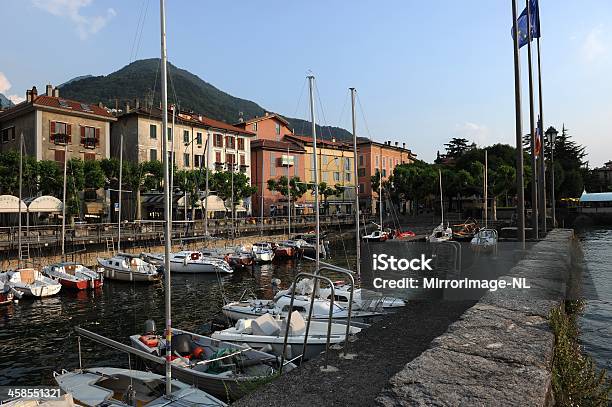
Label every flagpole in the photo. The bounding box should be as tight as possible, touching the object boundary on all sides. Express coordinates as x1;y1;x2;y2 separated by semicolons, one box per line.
511;0;526;247
526;0;538;240
536;37;547;233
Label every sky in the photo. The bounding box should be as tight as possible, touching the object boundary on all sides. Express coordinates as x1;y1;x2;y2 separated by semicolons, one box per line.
1;0;610;167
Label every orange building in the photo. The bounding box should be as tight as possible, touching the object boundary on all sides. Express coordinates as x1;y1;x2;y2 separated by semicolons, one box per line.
356;139;416;214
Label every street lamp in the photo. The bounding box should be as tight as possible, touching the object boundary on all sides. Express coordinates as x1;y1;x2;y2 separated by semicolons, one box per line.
545;126;558;228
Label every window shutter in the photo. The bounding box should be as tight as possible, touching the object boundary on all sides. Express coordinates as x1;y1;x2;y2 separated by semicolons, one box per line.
67;124;72;142
80;126;85;145
95;128;100;146
50;121;55;142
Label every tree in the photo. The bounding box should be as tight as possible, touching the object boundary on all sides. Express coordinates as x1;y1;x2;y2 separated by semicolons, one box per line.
37;160;62;197
267;176;308;217
83;160;105;190
124;160;163;220
317;182;341;215
66;158;85;219
211;170;257;217
443;138;472;159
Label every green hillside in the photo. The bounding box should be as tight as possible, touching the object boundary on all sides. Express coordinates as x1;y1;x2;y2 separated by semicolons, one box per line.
59;59;352;140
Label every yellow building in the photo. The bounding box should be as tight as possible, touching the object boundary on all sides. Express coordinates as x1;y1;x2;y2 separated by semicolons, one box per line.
284;134;355;215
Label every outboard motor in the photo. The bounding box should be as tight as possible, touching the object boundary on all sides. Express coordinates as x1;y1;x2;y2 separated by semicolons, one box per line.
171;333;193;356
144;319;156;335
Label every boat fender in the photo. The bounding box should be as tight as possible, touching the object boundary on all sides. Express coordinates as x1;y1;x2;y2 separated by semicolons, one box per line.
192;346;205;359
139;335;159;347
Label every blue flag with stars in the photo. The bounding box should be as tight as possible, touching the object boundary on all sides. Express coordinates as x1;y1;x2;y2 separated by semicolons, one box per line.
512;0;541;48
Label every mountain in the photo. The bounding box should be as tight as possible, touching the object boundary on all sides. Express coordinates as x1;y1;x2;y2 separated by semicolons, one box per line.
0;93;14;109
59;75;94;88
59;59;353;141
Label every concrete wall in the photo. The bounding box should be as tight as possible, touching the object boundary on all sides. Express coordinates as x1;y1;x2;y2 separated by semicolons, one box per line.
377;229;577;406
0;111;37;156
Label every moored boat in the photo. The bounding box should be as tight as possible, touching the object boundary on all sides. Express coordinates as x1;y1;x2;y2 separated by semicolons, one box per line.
42;262;103;290
470;228;498;253
362;229;389;242
3;268;62;298
97;254;160;282
144;251;233;274
252;242;275;263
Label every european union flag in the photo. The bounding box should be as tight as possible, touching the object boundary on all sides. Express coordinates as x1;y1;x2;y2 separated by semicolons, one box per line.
512;0;540;48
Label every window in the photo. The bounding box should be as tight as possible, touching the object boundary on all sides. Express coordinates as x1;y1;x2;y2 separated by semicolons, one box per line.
167;127;172;141
183;130;190;143
346;172;351;182
80;126;98;148
383;157;387;168
150;149;158;161
240;155;246;165
54;149;65;164
334;172;340;182
357;168;366;177
225;135;235;149
310;155;315;169
184;153;190;167
310;170;316;180
215;151;222;163
252;122;258;131
322;155;328;166
345;157;351;170
84;152;96;161
275;123;281;135
227;154;235;167
50;121;71;144
382;169;387;177
358;155;364;167
195;154;203;168
214;133;223;147
149;124;157;139
322;172;328;182
359;183;365;193
375;155;379;168
196;132;203;145
1;127;15;143
270;152;276;176
237;138;245;150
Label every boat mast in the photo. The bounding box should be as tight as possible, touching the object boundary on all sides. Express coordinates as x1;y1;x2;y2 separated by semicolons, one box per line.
18;133;23;268
484;150;488;228
117;134;123;252
231;151;235;241
170;105;175;221
439;169;444;225
204;135;209;236
287;145;291;237
350;88;360;279
308;76;320;268
61;139;68;260
159;0;172;395
379;146;383;230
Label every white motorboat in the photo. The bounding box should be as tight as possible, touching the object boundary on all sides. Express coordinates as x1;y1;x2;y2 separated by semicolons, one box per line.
129;322;294;400
97;254;160;283
251;242;275;263
211;311;361;361
427;223;453;243
3;393;76;407
42;262;103;290
144;251;233;274
362;229;389;242
318;282;406;311
2;268;62;298
222;290;382;324
470;228;498;253
54;367;225;407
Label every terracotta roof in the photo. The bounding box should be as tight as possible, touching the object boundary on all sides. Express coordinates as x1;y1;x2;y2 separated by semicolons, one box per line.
251;139;305;152
284;134;351;149
33;95;115;119
123;107;255;136
235;113;290;127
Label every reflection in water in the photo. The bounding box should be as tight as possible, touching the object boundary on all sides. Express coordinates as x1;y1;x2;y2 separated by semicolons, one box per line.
0;241;356;386
578;228;612;371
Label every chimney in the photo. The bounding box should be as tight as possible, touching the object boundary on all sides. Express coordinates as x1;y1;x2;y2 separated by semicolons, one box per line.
332;136;336;143
402;142;406;149
134;98;140;109
46;84;53;96
125;101;130;113
52;87;59;97
395;141;398;147
31;86;38;99
26;89;32;103
264;111;269;116
98;102;104;108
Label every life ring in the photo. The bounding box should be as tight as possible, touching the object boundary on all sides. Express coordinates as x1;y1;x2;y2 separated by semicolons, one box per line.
190;252;199;261
139;335;159;347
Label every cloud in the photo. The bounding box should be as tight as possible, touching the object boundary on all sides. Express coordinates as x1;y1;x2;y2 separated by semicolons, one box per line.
32;0;116;40
454;122;490;146
581;25;606;63
0;72;11;94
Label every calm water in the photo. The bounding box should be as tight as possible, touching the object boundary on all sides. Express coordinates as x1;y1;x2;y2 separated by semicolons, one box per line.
0;242;357;386
577;228;612;371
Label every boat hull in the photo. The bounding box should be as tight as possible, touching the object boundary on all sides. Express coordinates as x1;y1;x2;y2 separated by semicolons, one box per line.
102;267;160;282
59;277;103;290
14;283;62;298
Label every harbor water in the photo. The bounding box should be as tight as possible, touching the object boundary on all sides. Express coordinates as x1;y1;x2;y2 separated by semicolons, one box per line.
577;227;612;371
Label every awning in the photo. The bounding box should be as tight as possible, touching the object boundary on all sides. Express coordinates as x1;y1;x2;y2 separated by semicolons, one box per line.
580;190;612;203
24;195;62;213
0;195;27;213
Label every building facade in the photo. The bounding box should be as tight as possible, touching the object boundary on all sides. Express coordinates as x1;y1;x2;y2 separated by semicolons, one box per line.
0;85;115;162
356;139;415;214
285;134;356;215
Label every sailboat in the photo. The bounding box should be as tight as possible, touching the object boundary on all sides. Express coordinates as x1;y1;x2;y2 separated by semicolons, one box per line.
427;169;453;243
471;150;498;253
55;2;228;406
1;133;62;298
